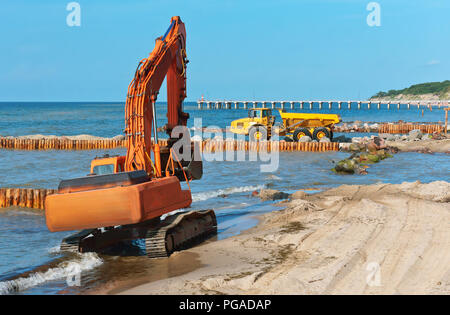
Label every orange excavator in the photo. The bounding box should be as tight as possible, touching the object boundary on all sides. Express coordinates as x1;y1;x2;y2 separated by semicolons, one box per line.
45;17;217;258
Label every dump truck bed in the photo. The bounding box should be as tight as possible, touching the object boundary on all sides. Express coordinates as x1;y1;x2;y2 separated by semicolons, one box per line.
277;109;340;131
278;110;340;124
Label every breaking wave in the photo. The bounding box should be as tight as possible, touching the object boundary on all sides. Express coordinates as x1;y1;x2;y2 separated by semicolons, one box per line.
192;185;265;202
0;253;103;295
161;185;265;219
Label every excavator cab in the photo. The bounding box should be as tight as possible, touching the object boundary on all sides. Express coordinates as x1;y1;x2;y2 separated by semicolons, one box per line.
90;155;125;175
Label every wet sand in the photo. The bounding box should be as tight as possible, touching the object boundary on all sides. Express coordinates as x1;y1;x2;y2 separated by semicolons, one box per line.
113;181;449;295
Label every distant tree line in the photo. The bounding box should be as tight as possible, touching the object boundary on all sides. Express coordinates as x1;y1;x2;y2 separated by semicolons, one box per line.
371;80;450;99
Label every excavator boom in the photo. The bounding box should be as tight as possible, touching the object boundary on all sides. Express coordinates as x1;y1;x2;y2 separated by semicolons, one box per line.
125;16;189;175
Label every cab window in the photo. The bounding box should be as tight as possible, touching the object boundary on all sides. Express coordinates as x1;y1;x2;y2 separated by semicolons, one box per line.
93;164;115;175
262;110;271;117
248;110;260;118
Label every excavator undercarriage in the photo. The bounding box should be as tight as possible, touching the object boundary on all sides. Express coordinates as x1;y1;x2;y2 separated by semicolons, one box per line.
60;210;217;258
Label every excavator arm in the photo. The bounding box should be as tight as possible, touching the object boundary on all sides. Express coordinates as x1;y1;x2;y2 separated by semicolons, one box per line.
125;16;189;175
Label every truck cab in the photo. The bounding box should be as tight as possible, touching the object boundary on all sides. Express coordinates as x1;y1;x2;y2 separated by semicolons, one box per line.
229;108;275;140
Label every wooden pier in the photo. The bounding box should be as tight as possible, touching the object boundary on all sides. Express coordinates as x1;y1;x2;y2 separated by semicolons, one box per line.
197;100;450;110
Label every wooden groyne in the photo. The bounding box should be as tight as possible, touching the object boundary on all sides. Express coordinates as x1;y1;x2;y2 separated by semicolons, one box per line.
0;138;339;152
0;188;57;210
199;140;339;152
0;138;127;150
379;123;443;134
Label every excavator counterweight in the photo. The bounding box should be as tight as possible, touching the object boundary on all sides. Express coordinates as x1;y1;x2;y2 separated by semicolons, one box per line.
45;17;216;258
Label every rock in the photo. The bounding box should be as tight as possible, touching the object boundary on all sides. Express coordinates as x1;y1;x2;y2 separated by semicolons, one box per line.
311;140;318;143
333;159;357;174
299;136;311;143
291;191;307;200
348;143;363;152
333;135;351;143
386;134;398;141
352;137;362;144
408;129;423;141
259;189;290;201
319;137;330;143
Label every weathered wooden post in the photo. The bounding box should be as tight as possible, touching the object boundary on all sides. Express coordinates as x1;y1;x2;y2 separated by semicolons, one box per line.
368;101;371;109
309;101;313;109
338;101;342;109
329;101;332;109
348;101;351;109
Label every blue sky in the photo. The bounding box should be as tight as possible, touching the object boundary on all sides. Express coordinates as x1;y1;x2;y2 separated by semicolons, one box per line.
0;0;448;102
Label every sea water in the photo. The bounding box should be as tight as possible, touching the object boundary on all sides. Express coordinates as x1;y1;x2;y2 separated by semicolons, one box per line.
0;102;449;294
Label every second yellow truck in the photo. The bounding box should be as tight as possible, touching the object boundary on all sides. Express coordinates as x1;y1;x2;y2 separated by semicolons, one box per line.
230;108;341;141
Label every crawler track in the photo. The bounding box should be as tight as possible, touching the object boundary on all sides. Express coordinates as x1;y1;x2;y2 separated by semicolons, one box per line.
59;210;217;258
144;210;217;258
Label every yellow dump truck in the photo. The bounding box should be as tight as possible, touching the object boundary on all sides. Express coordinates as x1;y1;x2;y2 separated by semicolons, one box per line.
230;108;341;141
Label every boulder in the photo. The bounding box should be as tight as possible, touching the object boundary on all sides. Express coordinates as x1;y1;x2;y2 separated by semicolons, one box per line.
333;135;351;143
259;189;290;201
299;136;311;143
333;159;358;174
408;129;423;141
319;137;331;143
386;134;399;141
291;190;308;200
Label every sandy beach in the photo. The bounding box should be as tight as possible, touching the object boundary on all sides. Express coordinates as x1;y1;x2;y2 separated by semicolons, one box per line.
114;181;450;295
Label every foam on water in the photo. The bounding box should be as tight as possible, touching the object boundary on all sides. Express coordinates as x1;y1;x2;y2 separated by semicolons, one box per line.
160;185;265;219
192;184;264;202
0;253;103;295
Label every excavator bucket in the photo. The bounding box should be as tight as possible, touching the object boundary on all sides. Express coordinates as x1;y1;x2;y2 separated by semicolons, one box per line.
45;171;192;232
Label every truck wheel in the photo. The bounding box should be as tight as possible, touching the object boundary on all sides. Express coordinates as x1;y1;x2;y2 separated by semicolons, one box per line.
249;126;268;141
313;127;331;141
293;128;312;141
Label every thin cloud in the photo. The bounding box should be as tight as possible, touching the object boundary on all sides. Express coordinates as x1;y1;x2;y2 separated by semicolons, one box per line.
426;60;441;66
